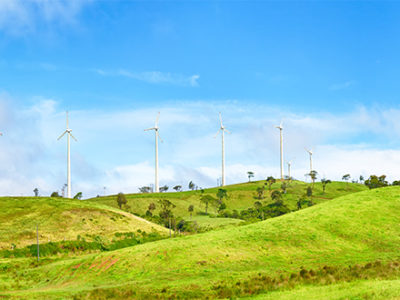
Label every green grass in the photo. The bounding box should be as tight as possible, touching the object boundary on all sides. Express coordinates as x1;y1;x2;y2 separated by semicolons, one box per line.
248;279;400;300
87;180;367;228
1;185;398;299
0;196;169;250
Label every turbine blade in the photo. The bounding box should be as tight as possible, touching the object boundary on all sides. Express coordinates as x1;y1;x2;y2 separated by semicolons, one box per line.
57;131;67;140
214;130;220;138
155;112;160;127
66;111;69;128
70;133;78;142
224;128;231;134
158;133;164;143
144;127;156;131
219;112;223;128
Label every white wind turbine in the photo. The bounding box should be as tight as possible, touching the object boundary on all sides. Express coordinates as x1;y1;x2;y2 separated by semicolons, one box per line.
275;121;284;180
214;113;230;187
305;148;313;174
145;112;163;193
57;111;77;199
287;160;292;180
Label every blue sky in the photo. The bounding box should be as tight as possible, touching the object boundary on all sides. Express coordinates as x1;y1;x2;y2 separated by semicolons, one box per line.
0;0;400;197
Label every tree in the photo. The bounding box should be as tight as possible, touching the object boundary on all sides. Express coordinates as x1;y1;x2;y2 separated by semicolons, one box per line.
271;190;282;202
254;201;262;211
306;186;313;197
188;181;196;191
158;199;176;223
359;175;365;183
160;185;169;193
266;176;276;191
73;192;83;200
188;204;194;219
342;174;351;182
216;188;227;202
321;178;331;194
50;191;60;198
256;186;265;199
281;182;287;194
173;185;182;192
146;202;156;217
307;170;318;188
117;193;127;209
138;186;151;193
33;188;39;197
247;171;254;182
364;175;388;189
200;195;216;214
392;180;400;186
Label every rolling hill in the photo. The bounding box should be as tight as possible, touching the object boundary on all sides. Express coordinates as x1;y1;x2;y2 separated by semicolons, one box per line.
87;180;367;229
0;196;169;250
1;185;398;299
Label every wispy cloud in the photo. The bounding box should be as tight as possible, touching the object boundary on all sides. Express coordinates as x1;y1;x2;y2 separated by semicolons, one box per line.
0;0;92;35
329;80;355;91
94;69;200;87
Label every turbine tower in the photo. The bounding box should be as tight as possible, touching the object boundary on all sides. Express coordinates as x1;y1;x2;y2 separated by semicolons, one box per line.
214;113;230;186
145;112;163;193
275;122;284;180
57;111;77;199
287;161;292;180
306;148;313;173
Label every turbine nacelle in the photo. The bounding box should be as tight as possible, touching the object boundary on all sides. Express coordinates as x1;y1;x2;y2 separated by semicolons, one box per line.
215;112;231;137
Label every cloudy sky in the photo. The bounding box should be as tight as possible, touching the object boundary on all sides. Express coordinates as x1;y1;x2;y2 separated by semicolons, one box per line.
1;0;400;198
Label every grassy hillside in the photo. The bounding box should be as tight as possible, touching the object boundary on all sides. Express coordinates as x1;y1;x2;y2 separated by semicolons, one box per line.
0;197;169;250
87;180;367;227
1;185;398;299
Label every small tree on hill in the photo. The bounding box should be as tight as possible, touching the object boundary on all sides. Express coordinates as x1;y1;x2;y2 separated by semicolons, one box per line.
146;202;156;217
271;190;282;204
342;174;351;182
256;186;265;199
158;199;176;226
73;192;83;200
188;204;194;219
139;186;151;193
51;191;60;197
173;185;182;192
364;175;388;189
321;178;331;194
188;181;196;191
359;175;365;184
307;170;318;188
117;193;127;209
306;186;313;198
281;182;287;194
33;188;39;197
200;195;216;214
266;176;276;191
160;185;169;193
247;171;254;182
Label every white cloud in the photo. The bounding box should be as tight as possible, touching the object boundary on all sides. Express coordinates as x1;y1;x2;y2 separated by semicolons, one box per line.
2;98;400;198
0;0;91;35
94;69;200;87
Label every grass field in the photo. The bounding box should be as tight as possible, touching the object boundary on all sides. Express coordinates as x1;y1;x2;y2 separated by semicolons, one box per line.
0;196;169;250
1;184;398;299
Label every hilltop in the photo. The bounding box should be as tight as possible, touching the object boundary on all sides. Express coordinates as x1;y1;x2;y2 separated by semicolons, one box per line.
0;196;169;250
1;185;398;299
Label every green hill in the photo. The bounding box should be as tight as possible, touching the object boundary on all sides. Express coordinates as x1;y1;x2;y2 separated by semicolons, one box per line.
0;196;169;250
1;185;398;299
87;180;367;230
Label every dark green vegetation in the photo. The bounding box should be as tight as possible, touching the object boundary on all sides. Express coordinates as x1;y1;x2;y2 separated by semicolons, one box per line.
87;180;367;231
1;184;399;299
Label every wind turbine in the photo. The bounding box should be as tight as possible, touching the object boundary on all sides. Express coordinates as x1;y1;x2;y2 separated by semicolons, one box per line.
57;111;77;199
214;113;230;187
305;148;313;174
287;161;292;180
275;121;284;180
145;112;163;193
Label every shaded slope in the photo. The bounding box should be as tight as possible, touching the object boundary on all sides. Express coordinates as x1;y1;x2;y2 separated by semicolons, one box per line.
2;186;398;298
